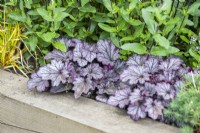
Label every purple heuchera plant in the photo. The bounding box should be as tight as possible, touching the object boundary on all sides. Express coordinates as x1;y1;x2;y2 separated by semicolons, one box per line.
28;37;191;122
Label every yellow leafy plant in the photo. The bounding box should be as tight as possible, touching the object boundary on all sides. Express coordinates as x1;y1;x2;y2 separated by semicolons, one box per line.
0;22;29;77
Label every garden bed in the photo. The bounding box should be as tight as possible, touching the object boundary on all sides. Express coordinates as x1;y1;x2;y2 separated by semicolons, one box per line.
0;70;179;133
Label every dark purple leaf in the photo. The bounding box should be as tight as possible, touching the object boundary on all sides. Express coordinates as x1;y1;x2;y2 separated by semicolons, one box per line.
82;43;97;62
37;60;69;86
96;94;108;103
142;83;156;97
50;83;72;93
97;40;119;65
98;81;117;95
127;101;147;120
44;50;70;61
129;89;143;104
126;55;146;66
120;66;149;85
27;73;49;92
108;87;131;108
67;38;82;48
156;83;175;100
73;43;88;67
145;57;159;73
82;63;103;79
159;57;183;71
72;77;93;98
145;98;164;120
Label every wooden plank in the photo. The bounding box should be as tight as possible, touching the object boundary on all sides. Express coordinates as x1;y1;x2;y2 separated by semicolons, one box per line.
0;70;180;133
0;123;33;133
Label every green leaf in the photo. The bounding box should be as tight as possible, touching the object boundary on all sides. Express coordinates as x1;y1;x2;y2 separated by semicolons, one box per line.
180;35;189;43
80;5;96;13
189;48;200;61
54;12;69;22
102;0;112;12
37;32;59;43
8;13;26;22
187;1;200;14
161;0;172;10
110;33;120;48
29;35;38;51
151;46;179;56
37;8;53;21
98;23;117;32
142;8;155;34
150;46;169;56
121;43;147;54
81;0;90;7
153;34;170;49
120;36;134;42
129;0;137;11
52;41;67;52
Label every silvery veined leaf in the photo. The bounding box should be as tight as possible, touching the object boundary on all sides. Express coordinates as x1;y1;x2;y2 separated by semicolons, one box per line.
127;101;147;120
96;94;108;103
156;83;175;100
142;83;156;97
97;40;119;65
50;83;72;94
82;63;103;80
158;71;176;84
104;69;119;82
67;38;82;48
145;98;164;120
145;57;159;73
44;50;69;61
27;73;49;92
64;61;77;83
72;77;93;98
129;89;143;104
120;66;149;85
82;43;97;62
159;57;183;71
108;87;131;108
37;60;69;86
73;43;88;67
98;81;117;95
113;59;126;74
126;55;147;66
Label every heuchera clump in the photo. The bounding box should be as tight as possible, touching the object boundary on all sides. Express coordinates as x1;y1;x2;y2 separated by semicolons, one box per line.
28;38;189;122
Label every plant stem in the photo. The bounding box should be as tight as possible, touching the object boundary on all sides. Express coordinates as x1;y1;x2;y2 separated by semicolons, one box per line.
173;0;179;18
169;0;175;16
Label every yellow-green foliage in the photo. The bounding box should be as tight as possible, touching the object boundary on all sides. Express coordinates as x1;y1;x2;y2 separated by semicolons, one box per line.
0;23;21;69
0;22;30;77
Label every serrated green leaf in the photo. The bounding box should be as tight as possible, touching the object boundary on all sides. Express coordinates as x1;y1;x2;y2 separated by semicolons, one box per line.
37;32;59;43
98;23;117;32
153;34;170;49
37;8;53;21
29;35;38;51
121;43;147;54
53;41;67;52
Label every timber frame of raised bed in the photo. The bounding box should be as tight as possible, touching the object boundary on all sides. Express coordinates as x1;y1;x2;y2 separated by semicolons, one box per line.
0;70;180;133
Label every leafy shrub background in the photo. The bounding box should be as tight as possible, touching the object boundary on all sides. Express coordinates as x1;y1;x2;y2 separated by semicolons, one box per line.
2;0;200;67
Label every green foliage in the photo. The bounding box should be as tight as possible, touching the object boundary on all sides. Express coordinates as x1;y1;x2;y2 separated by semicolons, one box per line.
2;0;200;67
164;73;200;133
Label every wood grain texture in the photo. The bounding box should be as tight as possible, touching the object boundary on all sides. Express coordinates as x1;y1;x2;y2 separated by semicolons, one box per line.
0;70;180;133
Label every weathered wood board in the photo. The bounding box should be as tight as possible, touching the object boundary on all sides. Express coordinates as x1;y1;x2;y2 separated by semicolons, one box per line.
0;70;180;133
